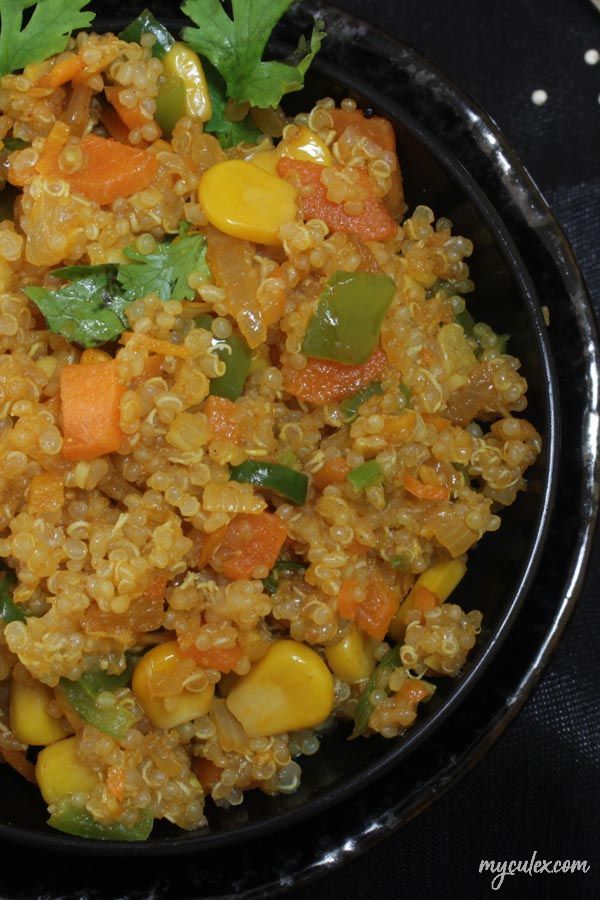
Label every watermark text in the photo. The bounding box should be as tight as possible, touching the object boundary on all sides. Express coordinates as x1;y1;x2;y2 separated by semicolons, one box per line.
479;851;590;891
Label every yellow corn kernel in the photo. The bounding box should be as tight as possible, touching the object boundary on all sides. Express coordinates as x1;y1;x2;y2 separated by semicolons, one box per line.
226;639;334;738
280;125;332;166
199;160;298;247
389;558;467;641
132;640;215;730
10;678;71;746
162;42;212;122
325;625;375;683
250;149;280;175
36;736;99;805
418;558;467;598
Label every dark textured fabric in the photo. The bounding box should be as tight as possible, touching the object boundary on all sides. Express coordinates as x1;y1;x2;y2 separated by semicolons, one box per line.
292;1;600;898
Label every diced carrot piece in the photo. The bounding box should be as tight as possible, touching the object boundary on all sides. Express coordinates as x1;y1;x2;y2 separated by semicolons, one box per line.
27;473;65;516
422;412;451;432
180;644;242;673
209;512;287;580
329;109;405;220
7;122;70;187
198;526;228;569
70;135;157;205
337;577;362;620
277;156;397;242
356;574;399;640
403;473;450;501
330;109;397;153
312;456;351;491
36;120;70;179
99;105;132;144
72;47;120;84
104;86;153;133
60;361;124;461
39;132;157;205
106;766;125;802
385;409;417;441
142;355;164;379
82;575;166;637
284;346;387;405
205;395;241;443
38;53;86;88
396;678;432;706
120;332;190;359
411;584;440;614
145;575;169;607
192;757;223;791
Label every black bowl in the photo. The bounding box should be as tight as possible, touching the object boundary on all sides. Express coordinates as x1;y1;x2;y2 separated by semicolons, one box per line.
0;8;560;856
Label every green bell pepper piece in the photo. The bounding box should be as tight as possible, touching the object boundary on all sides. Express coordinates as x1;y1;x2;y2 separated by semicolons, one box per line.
340;381;384;422
155;76;187;136
455;308;475;334
0;568;25;623
48;799;153;841
347;460;384;492
301;271;396;365
155;42;212;137
3;137;28;151
351;644;434;738
119;9;174;58
229;460;308;505
262;558;308;595
196;315;251;401
59;657;138;739
351;643;403;738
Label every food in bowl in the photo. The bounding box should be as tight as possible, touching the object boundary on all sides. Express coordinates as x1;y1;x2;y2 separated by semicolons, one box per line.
0;0;541;840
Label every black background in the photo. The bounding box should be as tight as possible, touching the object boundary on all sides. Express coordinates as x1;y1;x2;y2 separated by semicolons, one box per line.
292;2;600;899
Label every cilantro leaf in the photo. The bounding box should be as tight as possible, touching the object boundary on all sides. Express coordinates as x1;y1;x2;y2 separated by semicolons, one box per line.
118;224;210;302
24;226;211;348
204;60;261;148
182;0;324;108
0;0;95;78
24;266;127;348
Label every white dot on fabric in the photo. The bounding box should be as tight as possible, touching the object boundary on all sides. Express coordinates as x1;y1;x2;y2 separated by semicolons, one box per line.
584;48;600;65
531;89;548;106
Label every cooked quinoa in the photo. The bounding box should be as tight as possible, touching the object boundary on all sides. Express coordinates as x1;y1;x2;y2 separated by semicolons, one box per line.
0;3;541;841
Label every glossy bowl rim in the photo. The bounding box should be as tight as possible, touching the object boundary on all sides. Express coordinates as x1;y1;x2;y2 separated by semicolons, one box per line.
0;16;560;855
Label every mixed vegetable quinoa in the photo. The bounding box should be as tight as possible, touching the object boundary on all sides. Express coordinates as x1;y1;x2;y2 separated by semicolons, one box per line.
0;0;541;840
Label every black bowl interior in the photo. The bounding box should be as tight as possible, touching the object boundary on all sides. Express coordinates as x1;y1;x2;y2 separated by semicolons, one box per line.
0;22;558;855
